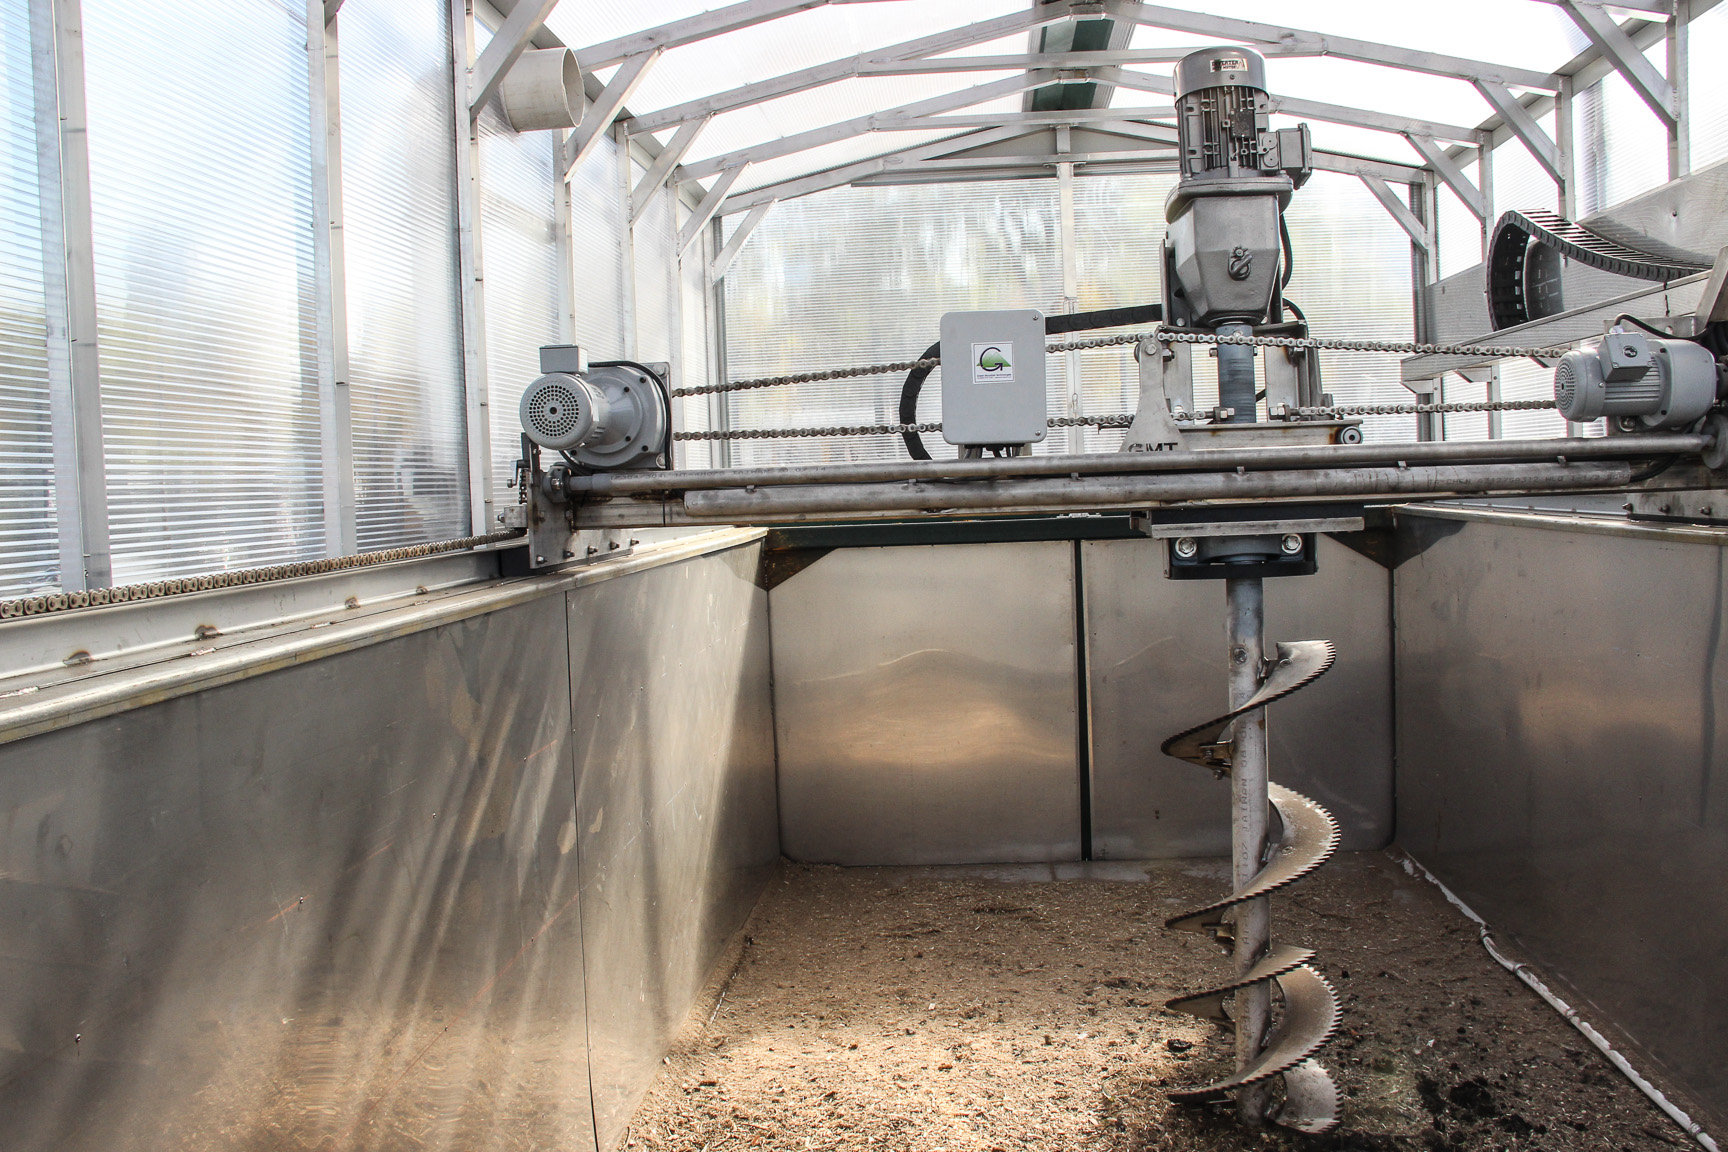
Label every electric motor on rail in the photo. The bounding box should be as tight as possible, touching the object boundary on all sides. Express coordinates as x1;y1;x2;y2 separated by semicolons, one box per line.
1553;329;1722;429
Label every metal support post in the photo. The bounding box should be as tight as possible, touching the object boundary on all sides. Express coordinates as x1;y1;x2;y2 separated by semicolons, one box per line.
32;0;109;591
556;127;576;344
452;0;493;536
619;122;638;361
1226;575;1272;1125
1556;76;1576;219
1669;0;1691;181
708;216;733;468
1477;129;1495;263
307;0;356;556
1057;127;1084;454
1486;365;1503;440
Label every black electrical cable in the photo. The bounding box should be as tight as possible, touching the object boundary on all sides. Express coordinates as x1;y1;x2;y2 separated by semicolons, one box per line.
1612;313;1675;340
1280;215;1295;289
898;304;1165;459
1629;455;1679;484
897;341;942;460
1283;299;1306;324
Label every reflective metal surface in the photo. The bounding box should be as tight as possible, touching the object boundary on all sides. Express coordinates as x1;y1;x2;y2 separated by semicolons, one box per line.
1395;512;1728;1127
570;543;778;1150
1084;535;1393;857
771;541;1083;866
0;596;595;1152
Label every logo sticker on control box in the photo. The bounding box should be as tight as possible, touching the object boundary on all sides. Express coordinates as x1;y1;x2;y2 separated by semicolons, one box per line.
972;343;1013;383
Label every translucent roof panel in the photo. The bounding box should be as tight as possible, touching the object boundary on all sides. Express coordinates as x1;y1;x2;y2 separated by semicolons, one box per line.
545;0;1615;194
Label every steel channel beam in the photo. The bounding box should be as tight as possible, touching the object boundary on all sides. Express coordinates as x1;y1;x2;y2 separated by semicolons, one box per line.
585;462;1638;525
452;1;493;537
574;434;1705;494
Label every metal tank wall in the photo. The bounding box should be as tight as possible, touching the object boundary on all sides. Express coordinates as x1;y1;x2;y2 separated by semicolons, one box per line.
1394;508;1728;1127
0;537;777;1152
770;534;1394;864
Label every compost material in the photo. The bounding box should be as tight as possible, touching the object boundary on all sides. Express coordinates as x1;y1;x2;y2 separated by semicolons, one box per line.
625;852;1693;1152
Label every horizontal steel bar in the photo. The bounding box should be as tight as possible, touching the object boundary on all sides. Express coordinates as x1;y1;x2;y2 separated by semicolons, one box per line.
676;462;1635;521
573;434;1705;494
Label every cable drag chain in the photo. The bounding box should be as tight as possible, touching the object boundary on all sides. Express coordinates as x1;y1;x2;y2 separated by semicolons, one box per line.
1160;638;1343;1134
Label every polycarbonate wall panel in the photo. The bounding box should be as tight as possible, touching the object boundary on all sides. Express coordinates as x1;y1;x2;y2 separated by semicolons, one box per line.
722;180;1064;466
633;173;676;368
677;220;713;469
478;107;560;497
1576;41;1670;218
0;3;54;595
82;0;321;584
341;0;467;550
569;134;626;360
721;171;1419;463
1692;4;1728;172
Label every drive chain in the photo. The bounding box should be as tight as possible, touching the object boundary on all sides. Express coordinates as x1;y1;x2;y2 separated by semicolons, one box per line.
672;330;1574;399
674;414;1134;441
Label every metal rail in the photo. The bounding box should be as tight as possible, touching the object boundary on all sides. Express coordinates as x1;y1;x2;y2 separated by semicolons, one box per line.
574;434;1704;495
672;461;1634;521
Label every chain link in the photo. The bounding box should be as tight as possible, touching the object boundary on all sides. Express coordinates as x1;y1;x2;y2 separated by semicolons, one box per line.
673;328;1571;400
675;414;1135;442
0;530;524;621
1288;399;1558;418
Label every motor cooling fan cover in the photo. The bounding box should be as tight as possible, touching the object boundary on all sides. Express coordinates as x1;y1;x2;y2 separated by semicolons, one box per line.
520;372;607;451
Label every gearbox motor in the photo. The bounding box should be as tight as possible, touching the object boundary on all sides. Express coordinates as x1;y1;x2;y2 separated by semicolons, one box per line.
519;345;668;470
1553;329;1720;430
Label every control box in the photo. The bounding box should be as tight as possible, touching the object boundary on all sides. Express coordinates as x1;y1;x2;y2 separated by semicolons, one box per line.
939;309;1047;447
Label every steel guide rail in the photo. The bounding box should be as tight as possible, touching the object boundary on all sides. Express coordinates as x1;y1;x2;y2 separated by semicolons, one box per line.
577;434;1708;495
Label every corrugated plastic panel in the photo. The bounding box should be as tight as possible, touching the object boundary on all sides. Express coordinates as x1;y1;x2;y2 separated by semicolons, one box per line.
633;171;677;367
341;0;468;550
569;131;626;359
721;179;1063;466
1692;3;1728;171
0;0;55;595
83;0;323;583
478;104;561;496
676;212;712;469
1576;41;1669;218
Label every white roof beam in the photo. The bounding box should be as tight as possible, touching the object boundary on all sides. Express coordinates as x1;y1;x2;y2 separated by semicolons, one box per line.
679;167;745;255
883;107;1175;130
629;4;1081;133
709;199;777;283
1556;0;1677;127
576;0;884;71
716;125;1042;212
677;70;1067;181
1359;174;1431;251
1406;134;1486;220
562;48;660;179
1126;5;1561;90
856;49;1217;74
469;0;560;117
1473;80;1564;185
1529;0;1670;14
631;116;709;220
1108;68;1479;143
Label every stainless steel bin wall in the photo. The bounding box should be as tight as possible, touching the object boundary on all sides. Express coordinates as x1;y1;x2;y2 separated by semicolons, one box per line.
1395;509;1728;1127
0;538;776;1152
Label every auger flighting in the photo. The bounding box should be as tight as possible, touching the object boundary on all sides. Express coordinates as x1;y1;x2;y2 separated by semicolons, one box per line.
1159;586;1341;1131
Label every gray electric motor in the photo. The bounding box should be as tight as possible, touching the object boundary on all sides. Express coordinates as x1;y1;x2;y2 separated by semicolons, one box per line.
1553;330;1719;429
519;345;668;469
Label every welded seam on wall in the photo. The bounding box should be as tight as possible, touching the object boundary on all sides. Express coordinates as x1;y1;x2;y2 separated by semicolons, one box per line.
1073;539;1093;861
1394;849;1721;1152
1401;504;1728;546
0;528;765;748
